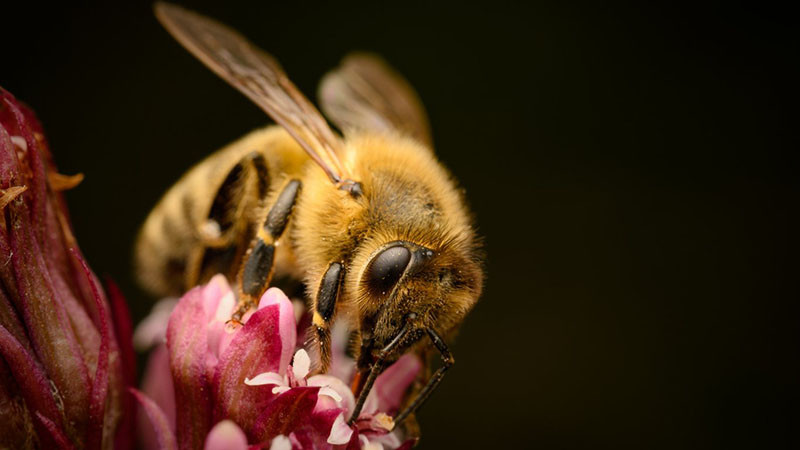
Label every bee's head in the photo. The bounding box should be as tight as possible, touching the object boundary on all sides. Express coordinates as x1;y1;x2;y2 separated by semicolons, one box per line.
354;236;483;364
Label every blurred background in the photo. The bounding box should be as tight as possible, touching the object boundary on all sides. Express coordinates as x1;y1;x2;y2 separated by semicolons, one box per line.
3;0;795;448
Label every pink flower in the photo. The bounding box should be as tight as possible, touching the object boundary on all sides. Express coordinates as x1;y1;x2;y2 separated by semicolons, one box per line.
0;88;136;449
136;275;420;449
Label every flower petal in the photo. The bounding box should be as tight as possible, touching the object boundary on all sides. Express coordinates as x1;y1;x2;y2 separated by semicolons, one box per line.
269;435;292;450
272;385;291;395
360;434;385;450
204;420;248;450
319;386;342;403
140;345;175;450
107;279;138;450
327;412;354;445
214;295;297;432
258;288;297;373
133;298;178;351
0;325;62;435
130;388;178;450
251;386;319;442
292;349;311;380
166;287;213;449
244;372;284;387
307;374;354;413
34;411;75;450
369;354;422;414
74;249;111;450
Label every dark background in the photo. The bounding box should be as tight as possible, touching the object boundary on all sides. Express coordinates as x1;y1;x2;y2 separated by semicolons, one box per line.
3;1;796;448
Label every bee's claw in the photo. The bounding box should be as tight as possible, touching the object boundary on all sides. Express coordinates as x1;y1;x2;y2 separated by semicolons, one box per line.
224;318;243;333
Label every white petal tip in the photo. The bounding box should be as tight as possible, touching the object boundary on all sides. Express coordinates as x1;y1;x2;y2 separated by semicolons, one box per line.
272;386;291;395
326;413;353;445
269;435;292;450
319;386;343;403
292;349;311;380
244;372;284;386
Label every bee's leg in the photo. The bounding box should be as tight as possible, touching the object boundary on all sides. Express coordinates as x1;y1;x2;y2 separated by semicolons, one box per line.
188;151;269;290
230;179;302;323
348;325;409;424
393;328;454;426
311;261;345;373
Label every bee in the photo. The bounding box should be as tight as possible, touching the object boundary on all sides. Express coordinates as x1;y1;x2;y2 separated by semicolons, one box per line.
136;2;484;429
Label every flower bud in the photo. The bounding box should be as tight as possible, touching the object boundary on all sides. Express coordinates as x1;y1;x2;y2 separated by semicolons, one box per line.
0;89;135;449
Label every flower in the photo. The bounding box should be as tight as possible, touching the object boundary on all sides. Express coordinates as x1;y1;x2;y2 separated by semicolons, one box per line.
136;275;420;449
0;88;136;449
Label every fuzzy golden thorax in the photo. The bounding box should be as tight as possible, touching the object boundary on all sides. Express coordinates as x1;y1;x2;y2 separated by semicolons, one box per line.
292;132;483;362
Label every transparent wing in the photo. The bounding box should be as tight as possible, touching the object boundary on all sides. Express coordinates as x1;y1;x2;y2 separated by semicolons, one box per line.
319;53;432;148
155;2;349;184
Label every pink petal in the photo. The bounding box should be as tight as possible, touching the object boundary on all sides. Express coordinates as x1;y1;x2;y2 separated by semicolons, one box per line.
202;274;232;317
327;412;354;445
205;277;235;358
287;408;344;449
370;354;422;414
359;435;385;450
209;277;234;320
140;345;175;450
204;420;248;450
131;388;178;450
214;297;296;433
251;386;319;442
307;374;355;414
133;298;178;351
289;431;311;449
328;323;355;383
258;288;297;373
166;287;213;449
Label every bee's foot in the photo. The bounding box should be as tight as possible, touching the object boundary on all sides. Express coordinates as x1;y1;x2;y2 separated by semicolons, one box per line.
224;318;243;333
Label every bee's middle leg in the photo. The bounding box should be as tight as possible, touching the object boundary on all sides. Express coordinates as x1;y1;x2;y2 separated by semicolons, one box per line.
311;261;345;373
231;179;301;322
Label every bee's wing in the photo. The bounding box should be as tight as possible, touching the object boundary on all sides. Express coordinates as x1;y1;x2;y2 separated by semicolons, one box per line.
155;2;348;184
318;53;433;148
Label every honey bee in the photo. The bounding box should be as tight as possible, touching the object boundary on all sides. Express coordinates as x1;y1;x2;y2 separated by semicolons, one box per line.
137;2;484;428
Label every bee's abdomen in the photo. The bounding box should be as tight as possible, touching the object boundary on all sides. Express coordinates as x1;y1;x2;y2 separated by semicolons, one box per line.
135;143;265;297
134;127;310;298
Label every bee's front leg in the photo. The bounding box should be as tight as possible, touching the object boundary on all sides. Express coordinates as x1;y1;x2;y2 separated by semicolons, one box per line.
393;328;454;425
311;261;345;373
231;179;301;323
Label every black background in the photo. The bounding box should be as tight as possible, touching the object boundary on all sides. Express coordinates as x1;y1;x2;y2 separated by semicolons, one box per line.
3;1;796;448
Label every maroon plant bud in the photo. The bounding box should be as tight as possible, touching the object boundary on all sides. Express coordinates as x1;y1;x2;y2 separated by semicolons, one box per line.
0;88;135;449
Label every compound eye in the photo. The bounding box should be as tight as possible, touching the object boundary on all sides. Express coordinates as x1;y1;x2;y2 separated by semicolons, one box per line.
366;245;411;294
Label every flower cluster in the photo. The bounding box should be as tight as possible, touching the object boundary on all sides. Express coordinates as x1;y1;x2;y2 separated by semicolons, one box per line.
136;275;420;449
0;89;136;449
